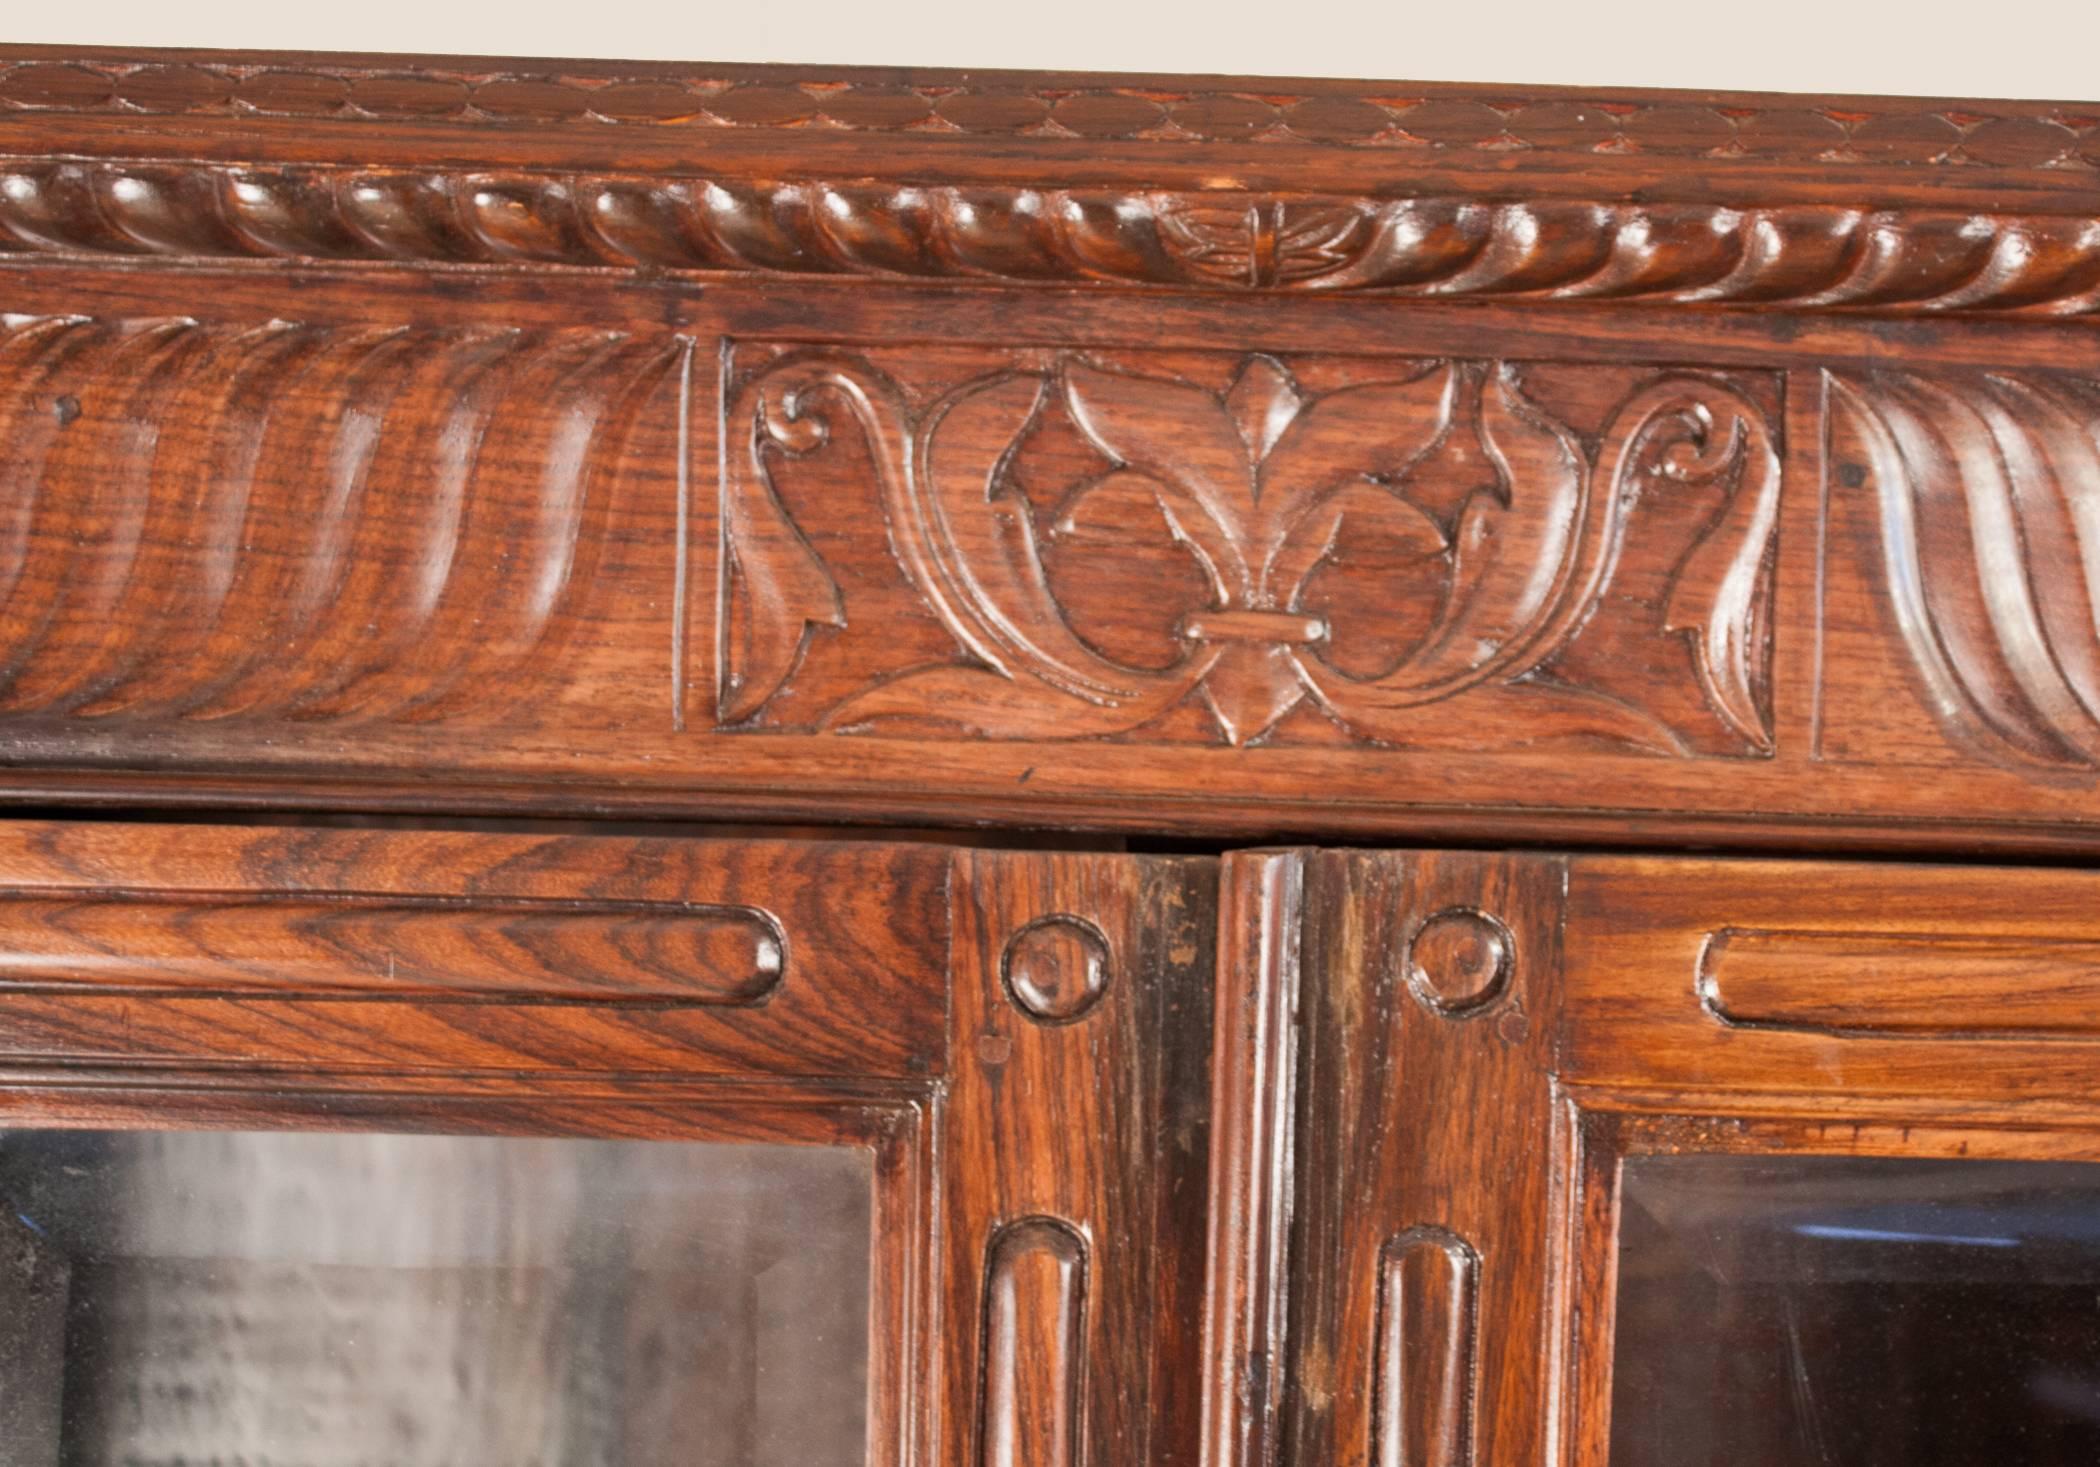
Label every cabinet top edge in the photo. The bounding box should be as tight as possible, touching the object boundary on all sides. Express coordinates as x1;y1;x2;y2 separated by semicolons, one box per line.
0;42;2087;113
1;42;2095;204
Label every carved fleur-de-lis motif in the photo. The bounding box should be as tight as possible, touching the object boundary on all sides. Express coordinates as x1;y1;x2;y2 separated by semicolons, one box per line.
1054;354;1456;742
720;349;1780;751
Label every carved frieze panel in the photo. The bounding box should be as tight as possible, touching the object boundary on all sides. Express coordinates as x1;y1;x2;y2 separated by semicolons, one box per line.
3;288;2100;841
1824;369;2100;773
719;343;1781;754
0;314;688;729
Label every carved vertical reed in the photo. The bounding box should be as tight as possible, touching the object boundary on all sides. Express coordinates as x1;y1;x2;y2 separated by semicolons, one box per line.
945;851;1215;1467
1289;851;1568;1467
1202;852;1305;1467
979;1218;1090;1467
1375;1228;1481;1467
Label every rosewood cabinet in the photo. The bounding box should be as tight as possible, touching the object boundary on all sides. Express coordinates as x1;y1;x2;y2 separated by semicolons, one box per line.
1;41;2099;1467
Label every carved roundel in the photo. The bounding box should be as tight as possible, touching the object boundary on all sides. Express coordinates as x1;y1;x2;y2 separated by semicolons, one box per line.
1404;907;1515;1017
1001;914;1114;1024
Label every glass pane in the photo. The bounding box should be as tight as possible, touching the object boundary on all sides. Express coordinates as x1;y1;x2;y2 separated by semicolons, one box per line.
0;1128;872;1467
1610;1154;2100;1467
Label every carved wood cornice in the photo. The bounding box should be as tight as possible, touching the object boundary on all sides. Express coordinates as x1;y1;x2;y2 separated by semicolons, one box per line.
2;46;2099;852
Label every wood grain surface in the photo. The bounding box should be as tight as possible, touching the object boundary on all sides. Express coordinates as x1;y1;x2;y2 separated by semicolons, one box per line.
0;819;948;1074
0;819;1225;1467
942;848;1215;1467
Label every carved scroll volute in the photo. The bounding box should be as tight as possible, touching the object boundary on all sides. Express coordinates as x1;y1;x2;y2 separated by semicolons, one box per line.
1375;1228;1480;1467
718;353;857;723
1832;371;2100;766
980;1218;1090;1467
1624;378;1784;753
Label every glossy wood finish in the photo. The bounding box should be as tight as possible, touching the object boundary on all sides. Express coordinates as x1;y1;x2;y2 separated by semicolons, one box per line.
1201;852;1304;1467
943;850;1213;1467
5;41;2100;1467
0;817;1221;1467
0;820;946;1074
0;49;2096;851
1289;851;1569;1467
1278;850;2100;1466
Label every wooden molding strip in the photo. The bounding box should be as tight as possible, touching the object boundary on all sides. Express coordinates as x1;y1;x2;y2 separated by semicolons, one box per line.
1202;852;1304;1467
0;820;948;1073
1699;927;2100;1038
0;888;785;1004
2;51;2094;175
6;160;2100;315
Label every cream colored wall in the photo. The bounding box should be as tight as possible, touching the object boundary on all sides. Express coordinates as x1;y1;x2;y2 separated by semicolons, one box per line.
6;0;2092;101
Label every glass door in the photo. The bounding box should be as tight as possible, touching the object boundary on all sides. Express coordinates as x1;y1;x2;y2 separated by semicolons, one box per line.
0;1127;874;1467
1608;1151;2100;1466
0;818;1218;1467
1279;848;2100;1467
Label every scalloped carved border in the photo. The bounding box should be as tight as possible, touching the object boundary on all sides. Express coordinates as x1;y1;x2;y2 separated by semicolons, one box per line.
7;160;2100;315
3;57;2098;171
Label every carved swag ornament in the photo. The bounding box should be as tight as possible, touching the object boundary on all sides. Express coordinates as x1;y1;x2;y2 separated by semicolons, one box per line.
721;348;1780;752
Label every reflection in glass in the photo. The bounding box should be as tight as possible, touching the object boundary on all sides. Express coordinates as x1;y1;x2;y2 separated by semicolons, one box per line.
1610;1154;2100;1466
0;1129;872;1467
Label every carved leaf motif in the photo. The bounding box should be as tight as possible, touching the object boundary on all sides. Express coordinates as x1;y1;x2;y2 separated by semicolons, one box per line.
741;356;1202;738
718;348;1781;754
719;359;860;724
1202;641;1308;747
1062;360;1260;600
1156;203;1258;286
1645;386;1784;752
1833;370;2100;766
1051;468;1219;668
922;374;1172;704
1256;367;1455;575
1291;367;1597;723
1270;481;1449;609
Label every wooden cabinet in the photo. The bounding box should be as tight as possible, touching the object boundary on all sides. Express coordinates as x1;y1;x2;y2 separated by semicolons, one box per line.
2;830;2093;1466
2;40;2099;1467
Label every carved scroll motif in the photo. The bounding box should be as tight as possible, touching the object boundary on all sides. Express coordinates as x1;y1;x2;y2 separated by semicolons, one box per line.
720;349;1781;751
1832;371;2100;768
0;316;685;724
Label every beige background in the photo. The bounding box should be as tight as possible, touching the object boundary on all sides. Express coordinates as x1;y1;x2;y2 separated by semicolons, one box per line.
4;0;2094;100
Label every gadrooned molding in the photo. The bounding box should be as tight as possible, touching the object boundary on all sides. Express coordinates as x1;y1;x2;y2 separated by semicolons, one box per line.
5;160;2100;314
